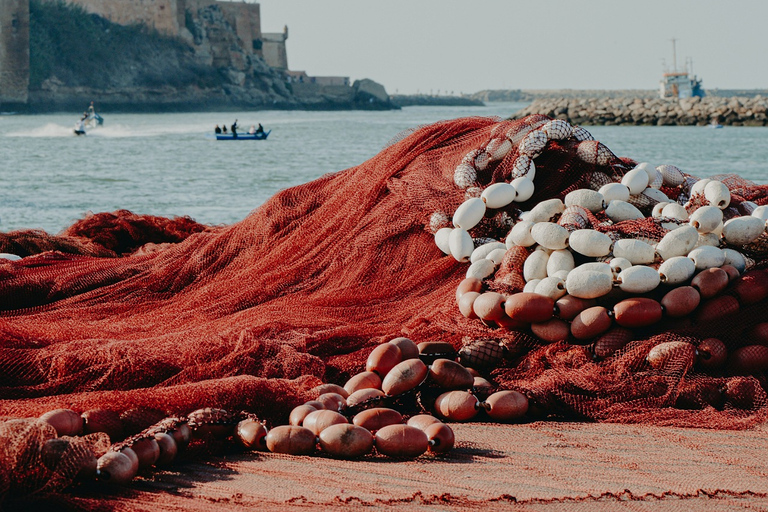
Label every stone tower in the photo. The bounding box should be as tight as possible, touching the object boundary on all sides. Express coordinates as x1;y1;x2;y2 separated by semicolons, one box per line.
0;0;29;107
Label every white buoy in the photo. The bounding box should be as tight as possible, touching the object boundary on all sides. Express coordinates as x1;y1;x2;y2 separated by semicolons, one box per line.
470;242;506;264
655;225;699;260
617;266;660;293
435;228;453;255
574;262;613;276
535;276;567;300
527;199;565;223
690;178;712;197
634;162;657;183
722;248;747;274
657;164;685;187
572;125;595;141
547;249;575;276
509;221;537;247
688;245;726;270
658;256;696;284
661;203;689;221
621;168;650;195
703;180;731;209
481;183;517;209
530;222;570;250
523;250;550;282
466;259;496;280
696;233;721;248
599;183;631;204
641;187;669;204
453;197;486;230
518;130;548;157
486;248;507;265
454;162;477;189
523;279;541;293
486;138;512;162
541;119;573;140
564;189;606;213
609;257;632;275
565;270;613;299
751;205;768;222
474;151;490;171
688;205;723;234
511;176;535;202
568;229;613;258
513;156;535;179
648;170;664;190
652;202;670;218
449;228;474;262
605;200;644;222
722;216;765;246
612;239;656;265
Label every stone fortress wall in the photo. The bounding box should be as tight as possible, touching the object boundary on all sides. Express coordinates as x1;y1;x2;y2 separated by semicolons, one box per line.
0;0;288;107
58;0;183;36
60;0;279;64
0;0;29;105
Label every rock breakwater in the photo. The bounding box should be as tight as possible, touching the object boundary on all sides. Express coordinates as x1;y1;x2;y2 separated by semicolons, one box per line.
512;96;768;126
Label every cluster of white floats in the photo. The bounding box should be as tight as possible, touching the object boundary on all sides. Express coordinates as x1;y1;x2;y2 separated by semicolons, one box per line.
435;118;767;306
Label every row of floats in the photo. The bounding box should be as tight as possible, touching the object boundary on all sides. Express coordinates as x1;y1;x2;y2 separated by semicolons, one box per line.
434;117;768;374
32;337;523;486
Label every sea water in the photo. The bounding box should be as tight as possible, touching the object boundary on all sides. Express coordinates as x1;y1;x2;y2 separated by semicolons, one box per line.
1;103;767;234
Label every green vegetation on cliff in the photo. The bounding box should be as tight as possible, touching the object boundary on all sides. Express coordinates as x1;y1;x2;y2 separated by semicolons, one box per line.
29;0;218;89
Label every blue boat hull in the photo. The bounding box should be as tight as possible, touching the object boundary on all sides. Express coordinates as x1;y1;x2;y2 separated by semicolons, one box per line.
215;130;270;141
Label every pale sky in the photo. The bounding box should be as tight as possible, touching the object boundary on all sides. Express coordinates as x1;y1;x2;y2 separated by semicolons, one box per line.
254;0;767;95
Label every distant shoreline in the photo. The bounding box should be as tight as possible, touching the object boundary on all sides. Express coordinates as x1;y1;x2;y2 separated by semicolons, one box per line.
471;89;768;102
390;95;484;107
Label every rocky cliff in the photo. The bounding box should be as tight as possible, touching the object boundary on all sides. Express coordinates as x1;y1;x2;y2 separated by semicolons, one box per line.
23;0;395;112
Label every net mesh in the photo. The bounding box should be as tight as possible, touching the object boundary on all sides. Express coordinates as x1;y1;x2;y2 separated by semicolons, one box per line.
2;115;768;503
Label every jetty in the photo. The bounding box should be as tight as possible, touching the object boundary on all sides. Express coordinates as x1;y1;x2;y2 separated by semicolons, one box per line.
512;95;768;126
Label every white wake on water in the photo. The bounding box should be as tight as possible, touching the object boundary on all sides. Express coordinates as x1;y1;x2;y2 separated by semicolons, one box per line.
6;122;209;138
8;123;80;138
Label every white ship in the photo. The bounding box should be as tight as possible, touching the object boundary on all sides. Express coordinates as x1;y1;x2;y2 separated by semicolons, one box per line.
659;38;704;99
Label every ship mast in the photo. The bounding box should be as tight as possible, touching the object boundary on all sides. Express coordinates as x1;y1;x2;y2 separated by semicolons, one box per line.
670;37;677;73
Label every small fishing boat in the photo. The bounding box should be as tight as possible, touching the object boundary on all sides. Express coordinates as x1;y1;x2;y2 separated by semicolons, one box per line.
215;130;270;141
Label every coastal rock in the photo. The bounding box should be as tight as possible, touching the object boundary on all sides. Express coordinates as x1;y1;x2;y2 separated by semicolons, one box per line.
353;79;397;110
512;96;768;126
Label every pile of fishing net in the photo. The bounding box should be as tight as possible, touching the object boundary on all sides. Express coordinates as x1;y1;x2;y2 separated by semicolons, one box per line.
2;114;768;505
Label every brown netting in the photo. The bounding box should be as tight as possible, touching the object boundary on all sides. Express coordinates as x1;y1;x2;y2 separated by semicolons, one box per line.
2;115;768;504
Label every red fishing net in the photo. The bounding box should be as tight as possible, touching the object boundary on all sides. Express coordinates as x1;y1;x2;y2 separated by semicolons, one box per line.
2;115;768;505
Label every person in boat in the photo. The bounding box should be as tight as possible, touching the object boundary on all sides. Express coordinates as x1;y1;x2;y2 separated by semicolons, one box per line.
255;123;264;135
231;120;238;138
215;125;222;134
87;101;95;117
222;125;227;134
74;119;86;135
248;125;256;135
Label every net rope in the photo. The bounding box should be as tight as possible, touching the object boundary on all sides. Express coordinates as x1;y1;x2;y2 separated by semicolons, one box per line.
1;115;768;502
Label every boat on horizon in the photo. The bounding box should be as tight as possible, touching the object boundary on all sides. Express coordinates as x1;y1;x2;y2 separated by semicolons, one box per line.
659;38;704;99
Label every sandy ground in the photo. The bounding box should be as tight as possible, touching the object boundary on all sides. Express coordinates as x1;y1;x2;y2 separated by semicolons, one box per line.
38;420;768;511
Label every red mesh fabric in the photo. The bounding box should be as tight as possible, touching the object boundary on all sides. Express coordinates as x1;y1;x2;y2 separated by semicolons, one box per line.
2;115;768;502
0;211;213;258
